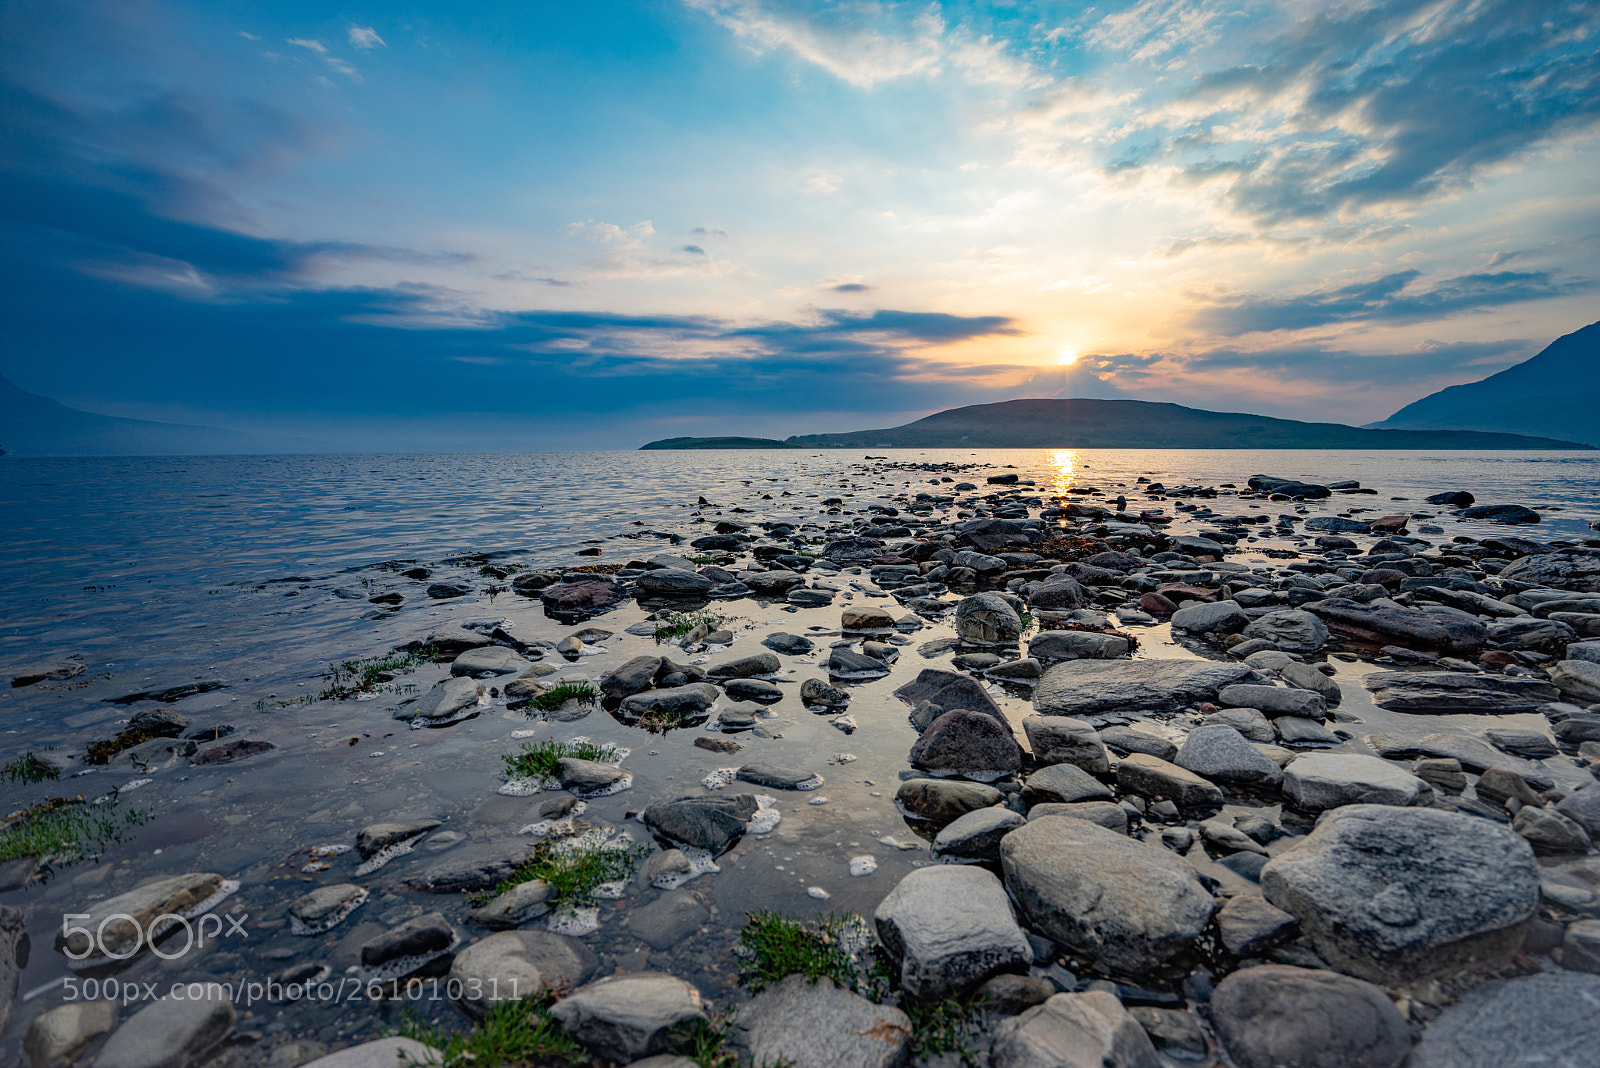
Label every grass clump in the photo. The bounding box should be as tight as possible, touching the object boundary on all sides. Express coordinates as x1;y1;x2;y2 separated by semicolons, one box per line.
0;752;60;784
0;798;151;864
524;681;601;714
737;911;867;994
667;1014;740;1068
396;996;582;1067
471;834;648;911
653;610;723;643
902;993;987;1065
502;739;620;780
319;646;436;701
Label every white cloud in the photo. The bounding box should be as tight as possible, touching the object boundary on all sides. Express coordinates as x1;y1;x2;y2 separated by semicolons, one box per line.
349;26;386;50
285;37;328;55
286;36;361;81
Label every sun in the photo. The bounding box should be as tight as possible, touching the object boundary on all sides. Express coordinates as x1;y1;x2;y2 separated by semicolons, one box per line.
1057;347;1080;365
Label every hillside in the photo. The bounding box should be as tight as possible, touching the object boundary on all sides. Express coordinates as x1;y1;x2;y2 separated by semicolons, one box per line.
779;398;1588;450
638;436;798;450
1368;320;1600;446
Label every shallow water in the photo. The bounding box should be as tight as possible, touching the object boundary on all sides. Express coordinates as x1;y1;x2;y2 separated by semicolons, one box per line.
0;447;1596;1051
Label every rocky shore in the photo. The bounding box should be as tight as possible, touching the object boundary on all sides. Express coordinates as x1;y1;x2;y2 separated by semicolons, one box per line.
4;460;1600;1067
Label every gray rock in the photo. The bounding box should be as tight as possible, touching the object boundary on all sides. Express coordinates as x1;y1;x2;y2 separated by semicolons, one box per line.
450;646;526;676
1488;617;1577;649
893;668;1007;727
827;647;892;679
287;884;367;934
627;892;710;950
724;678;783;702
1552;659;1600;703
400;677;484;723
294;1040;440;1068
980;974;1058;1016
1242;610;1330;653
1021;762;1113;806
875;867;1030;999
895;779;1002;822
800;677;850;707
425;624;492;653
1279;661;1342;705
550;972;707;1063
92;991;234;1068
763;632;815;654
728;974;912;1068
404;840;526;893
1217;894;1298;956
1175;724;1284;787
1563;919;1600;973
1568;639;1600;664
1275;717;1340;745
909;710;1022;781
1115;753;1224;812
1034;659;1253;718
1028;631;1130;661
1001;817;1215;974
25;1001;119;1068
1171;601;1249;634
449;930;597;1020
1210;965;1410;1068
1260;804;1539;984
1410;970;1600;1067
707;652;780;679
0;905;22;1032
466;880;552;930
643;794;760;854
1023;715;1109;772
955;592;1024;646
1207;707;1274;742
1306;598;1487;656
1026;801;1128;834
1511;805;1592;854
990;991;1160;1068
932;807;1027;861
1498;549;1600;593
1483;727;1558;759
356;821;439;858
57;873;224;961
1127;1006;1205;1057
1283;753;1424;810
556;758;626;793
1218;683;1325;718
361;913;454;970
1556;783;1600;839
736;763;820;790
1099;726;1178;762
1363;670;1559;712
599;655;662;700
635;569;715;596
1027;573;1087;609
619;683;719;719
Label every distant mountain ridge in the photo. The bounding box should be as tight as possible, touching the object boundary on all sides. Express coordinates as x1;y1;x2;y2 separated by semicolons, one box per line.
640;398;1587;450
0;372;320;456
1369;320;1600;446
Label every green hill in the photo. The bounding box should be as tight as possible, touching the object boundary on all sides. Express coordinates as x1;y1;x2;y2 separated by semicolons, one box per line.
638;436;799;450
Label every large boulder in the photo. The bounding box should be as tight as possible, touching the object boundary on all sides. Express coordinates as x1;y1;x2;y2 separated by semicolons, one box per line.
955;593;1024;646
728;974;912;1068
1023;716;1109;772
540;578;628;615
1552;659;1600;704
400;677;485;723
1114;754;1224;812
874;867;1030;1000
1027;574;1087;609
1209;965;1410;1068
642;794;760;855
450;930;597;1020
1497;549;1600;593
56;873;224;961
893;669;1007;728
1282;754;1424;811
1001;817;1215;975
1174;724;1284;787
550;972;707;1063
1260;805;1539;984
989;991;1160;1068
1242;610;1329;653
894;779;1002;823
92;991;235;1068
908;710;1022;781
1170;601;1249;634
1304;599;1486;656
1034;659;1253;719
1411;971;1600;1067
1362;671;1558;713
1028;631;1130;661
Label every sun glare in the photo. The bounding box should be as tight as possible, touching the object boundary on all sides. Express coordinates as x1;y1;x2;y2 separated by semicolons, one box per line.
1057;347;1080;365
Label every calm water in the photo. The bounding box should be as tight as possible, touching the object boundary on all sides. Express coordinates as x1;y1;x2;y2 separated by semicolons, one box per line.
0;448;1596;1050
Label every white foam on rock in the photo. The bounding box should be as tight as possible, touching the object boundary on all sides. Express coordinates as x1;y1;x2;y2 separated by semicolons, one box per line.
546;907;600;937
358;933;461;984
652;846;720;890
353;837;420;877
749;795;781;834
701;768;739;790
848;855;878;877
289;887;368;936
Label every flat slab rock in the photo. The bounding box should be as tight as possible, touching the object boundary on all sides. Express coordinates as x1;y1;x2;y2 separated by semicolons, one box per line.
728;974;912;1068
1033;659;1254;719
1411;970;1600;1067
1363;670;1560;713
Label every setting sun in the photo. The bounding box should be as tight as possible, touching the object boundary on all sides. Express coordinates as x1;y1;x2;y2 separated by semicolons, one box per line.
1057;347;1080;365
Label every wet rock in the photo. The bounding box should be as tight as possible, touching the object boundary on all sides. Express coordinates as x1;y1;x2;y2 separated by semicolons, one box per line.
841;606;897;631
361;913;454;971
599;655;662;700
989;657;1043;680
1175;724;1284;787
728;974;911;1068
92;991;234;1068
1283;753;1424;810
1410;970;1600;1067
1034;659;1253;718
1498;549;1600;593
1512;805;1592;854
619;683;719;719
1027;574;1087;609
932;807;1026;861
450;646;527;677
1208;706;1274;742
1210;965;1410;1068
57;873;223;960
295;1039;439;1068
1021;763;1113;806
551;972;707;1063
1218;683;1325;718
1555;783;1600;839
554;758;625;793
1426;491;1475;507
189;738;275;766
1279;661;1342;705
424;625;491;654
1485;727;1557;760
450;930;597;1020
1363;670;1559;712
799;677;850;707
635;569;715;596
762;633;815;654
1460;503;1541;524
744;571;805;596
1488;617;1577;650
24;1001;118;1068
1260;804;1538;984
1171;601;1249;634
1026;801;1128;834
287;885;367;934
1217;894;1298;956
707;653;780;679
10;659;85;688
356;821;439;858
466;880;552;930
1023;715;1109;772
955;592;1024;646
736;763;819;790
980;974;1058;1016
1099;725;1179;761
1128;1007;1205;1058
1116;754;1224;812
909;710;1023;781
643;794;760;854
1552;659;1600;703
990;991;1160;1068
875;867;1030;999
827;647;891;679
1305;599;1486;656
895;779;1002;822
893;668;1006;726
540;578;628;615
404;841;525;893
1028;631;1130;661
400;677;484;723
1001;817;1215;974
626;891;709;950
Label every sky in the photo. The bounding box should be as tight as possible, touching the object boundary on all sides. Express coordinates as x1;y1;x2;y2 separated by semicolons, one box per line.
2;0;1597;449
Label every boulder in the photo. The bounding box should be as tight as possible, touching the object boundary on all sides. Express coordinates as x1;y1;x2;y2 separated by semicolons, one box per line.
1498;549;1600;593
1034;659;1253;718
600;655;662;700
550;972;706;1063
1511;805;1592;854
1260;805;1539;984
895;779;1002;823
955;593;1024;646
1115;753;1224;812
1023;715;1109;772
707;652;780;679
990;991;1160;1068
1410;971;1600;1067
827;647;891;679
841;607;897;631
1027;573;1087;609
909;710;1022;781
1170;601;1249;634
1099;725;1178;761
1001;817;1215;975
1208;706;1274;742
356;821;439;858
1305;598;1486;656
1363;670;1559;713
1028;631;1130;661
1218;683;1325;718
1283;754;1424;810
1279;661;1342;706
1555;783;1600;840
635;569;715;596
449;930;596;1020
1241;609;1330;653
642;794;760;855
466;880;553;930
450;646;527;676
1174;724;1284;787
619;683;719;720
1216;893;1297;957
894;668;1008;728
728;975;912;1068
400;677;484;723
57;873;223;960
1551;659;1600;704
92;991;234;1068
1209;965;1410;1068
875;867;1030;999
1026;801;1128;834
24;1001;119;1068
1021;763;1113;806
540;578;628;615
932;807;1027;862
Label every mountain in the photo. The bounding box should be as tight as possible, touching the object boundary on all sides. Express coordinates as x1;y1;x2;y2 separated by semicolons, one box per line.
757;398;1588;449
1368;321;1600;446
0;373;321;456
639;436;799;450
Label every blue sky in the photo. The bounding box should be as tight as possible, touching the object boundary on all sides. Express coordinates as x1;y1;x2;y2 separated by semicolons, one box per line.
2;0;1597;448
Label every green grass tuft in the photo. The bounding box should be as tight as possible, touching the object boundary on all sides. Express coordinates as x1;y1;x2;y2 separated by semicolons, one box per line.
395;996;582;1067
502;739;620;780
737;911;869;994
902;992;987;1065
653;610;723;643
0;752;60;784
524;681;601;714
471;834;648;911
0;798;151;864
667;1013;740;1068
319;646;436;701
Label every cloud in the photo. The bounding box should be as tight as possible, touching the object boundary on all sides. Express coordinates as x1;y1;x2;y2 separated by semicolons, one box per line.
1193;268;1586;335
689;226;728;239
348;26;385;50
679;244;706;255
831;282;871;293
683;0;945;88
286;37;360;80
